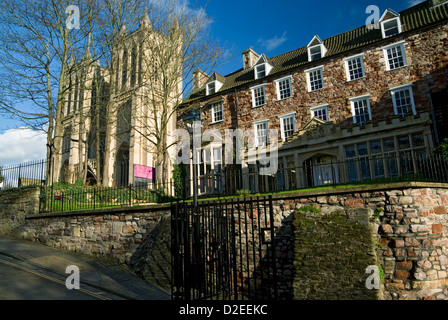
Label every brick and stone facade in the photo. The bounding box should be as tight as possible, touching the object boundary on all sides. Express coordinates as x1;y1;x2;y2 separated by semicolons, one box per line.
179;0;448;197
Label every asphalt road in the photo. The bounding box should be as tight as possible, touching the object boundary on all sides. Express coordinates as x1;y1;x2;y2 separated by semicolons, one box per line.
0;255;122;300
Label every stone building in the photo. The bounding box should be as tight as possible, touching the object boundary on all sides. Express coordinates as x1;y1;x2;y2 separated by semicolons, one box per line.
57;13;179;187
179;0;448;197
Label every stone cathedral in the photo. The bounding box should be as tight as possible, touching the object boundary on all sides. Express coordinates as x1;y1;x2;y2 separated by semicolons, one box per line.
55;13;179;187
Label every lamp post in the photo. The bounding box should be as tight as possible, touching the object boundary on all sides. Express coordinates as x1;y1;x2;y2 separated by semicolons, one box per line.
184;109;201;208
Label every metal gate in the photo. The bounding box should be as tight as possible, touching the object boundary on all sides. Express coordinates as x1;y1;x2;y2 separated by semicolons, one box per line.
171;196;278;300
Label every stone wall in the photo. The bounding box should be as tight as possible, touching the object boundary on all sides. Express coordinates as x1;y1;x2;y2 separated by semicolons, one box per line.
1;183;447;299
20;206;170;266
270;183;448;300
0;186;40;235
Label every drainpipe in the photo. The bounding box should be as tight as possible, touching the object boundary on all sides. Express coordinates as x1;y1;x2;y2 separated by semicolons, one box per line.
426;80;439;147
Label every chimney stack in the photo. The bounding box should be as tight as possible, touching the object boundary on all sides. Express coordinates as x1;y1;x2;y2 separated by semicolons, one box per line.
243;48;259;70
430;0;447;7
192;69;209;91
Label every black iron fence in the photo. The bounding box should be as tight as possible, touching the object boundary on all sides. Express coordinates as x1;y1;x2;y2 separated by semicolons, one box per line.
171;196;278;300
41;184;175;213
0;159;48;190
188;153;448;198
3;153;448;213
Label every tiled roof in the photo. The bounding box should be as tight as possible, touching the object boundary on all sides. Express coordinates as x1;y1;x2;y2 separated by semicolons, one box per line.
183;0;448;105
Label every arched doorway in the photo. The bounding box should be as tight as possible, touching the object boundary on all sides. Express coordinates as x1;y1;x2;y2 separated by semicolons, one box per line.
303;154;339;187
115;144;130;187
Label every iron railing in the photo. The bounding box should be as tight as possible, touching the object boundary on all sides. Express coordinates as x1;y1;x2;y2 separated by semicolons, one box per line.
0;159;48;190
171;195;278;300
185;153;448;198
41;184;175;213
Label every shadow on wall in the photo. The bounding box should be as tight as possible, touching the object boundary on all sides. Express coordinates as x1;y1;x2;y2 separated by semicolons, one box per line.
129;213;172;291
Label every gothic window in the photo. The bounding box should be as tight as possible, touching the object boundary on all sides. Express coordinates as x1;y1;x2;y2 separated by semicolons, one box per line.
131;46;137;87
122;49;128;88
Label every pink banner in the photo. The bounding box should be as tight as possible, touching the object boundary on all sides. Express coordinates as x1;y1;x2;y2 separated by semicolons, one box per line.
134;164;155;180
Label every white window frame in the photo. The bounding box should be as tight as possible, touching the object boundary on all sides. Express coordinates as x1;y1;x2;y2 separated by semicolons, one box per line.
275;76;292;100
278;112;296;141
251;84;266;108
390;84;417;117
349;94;372;125
210;101;224;124
308;44;327;62
206;80;223;96
344;54;365;82
305;66;324;92
253;119;269;148
310;104;329;121
381;17;402;38
382;41;407;71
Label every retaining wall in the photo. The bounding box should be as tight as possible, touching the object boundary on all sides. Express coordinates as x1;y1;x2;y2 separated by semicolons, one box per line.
1;182;447;299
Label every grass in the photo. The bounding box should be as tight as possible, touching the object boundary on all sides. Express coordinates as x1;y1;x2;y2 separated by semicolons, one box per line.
41;173;445;213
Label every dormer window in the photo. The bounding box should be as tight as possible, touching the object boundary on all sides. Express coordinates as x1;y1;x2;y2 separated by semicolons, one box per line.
382;18;401;38
207;82;216;95
307;35;327;62
254;54;273;80
205;72;224;96
380;9;402;38
309;45;322;61
255;64;266;79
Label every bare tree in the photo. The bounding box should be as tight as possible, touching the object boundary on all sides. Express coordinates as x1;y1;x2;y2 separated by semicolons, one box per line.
0;0;94;182
130;0;228;187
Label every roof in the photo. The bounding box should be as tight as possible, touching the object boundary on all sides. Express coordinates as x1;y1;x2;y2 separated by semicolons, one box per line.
184;0;448;105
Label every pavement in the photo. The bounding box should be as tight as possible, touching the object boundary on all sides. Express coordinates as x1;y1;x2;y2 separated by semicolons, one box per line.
0;235;171;300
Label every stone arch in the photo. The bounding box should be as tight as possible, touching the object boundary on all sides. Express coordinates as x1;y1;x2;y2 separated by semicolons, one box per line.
303;153;339;187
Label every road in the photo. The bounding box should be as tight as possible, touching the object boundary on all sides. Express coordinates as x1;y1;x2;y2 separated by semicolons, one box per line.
0;255;123;300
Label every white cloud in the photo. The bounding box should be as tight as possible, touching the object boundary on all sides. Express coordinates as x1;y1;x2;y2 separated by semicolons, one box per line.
258;31;288;52
0;128;47;165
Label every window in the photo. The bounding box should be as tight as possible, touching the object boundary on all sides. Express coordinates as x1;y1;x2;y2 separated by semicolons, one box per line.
254;120;268;147
278;113;296;141
255;64;266;79
206;78;223;96
213;147;222;172
251;85;266;108
207;82;215;95
275;76;292;100
390;84;416;117
383;42;407;71
309;45;322;61
350;95;371;125
307;35;327;62
254;55;273;79
344;54;365;81
306;67;324;92
122;49;128;87
381;18;401;38
344;133;427;182
310;105;329;121
211;102;223;123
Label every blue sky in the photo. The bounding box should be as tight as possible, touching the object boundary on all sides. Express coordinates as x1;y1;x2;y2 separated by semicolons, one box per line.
0;0;426;164
205;0;424;76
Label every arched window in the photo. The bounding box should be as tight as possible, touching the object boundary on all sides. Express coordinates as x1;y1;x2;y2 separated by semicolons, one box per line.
130;46;137;87
122;49;128;88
